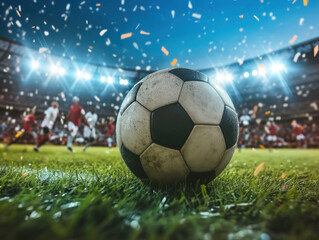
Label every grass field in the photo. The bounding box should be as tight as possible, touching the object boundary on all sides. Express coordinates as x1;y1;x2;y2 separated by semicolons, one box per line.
0;144;318;240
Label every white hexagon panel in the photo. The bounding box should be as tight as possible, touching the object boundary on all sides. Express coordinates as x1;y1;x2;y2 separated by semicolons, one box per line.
119;101;152;155
215;145;236;176
181;125;226;172
140;143;190;183
136;71;184;111
178;81;225;125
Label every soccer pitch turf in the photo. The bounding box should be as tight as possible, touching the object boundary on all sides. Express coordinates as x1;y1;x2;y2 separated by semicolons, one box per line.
0;144;318;240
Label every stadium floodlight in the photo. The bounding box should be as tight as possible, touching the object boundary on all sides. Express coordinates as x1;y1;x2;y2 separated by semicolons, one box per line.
31;60;39;70
100;76;106;83
216;73;224;82
244;72;250;78
76;70;83;79
252;70;258;76
271;63;286;73
50;64;58;75
225;73;233;82
58;67;66;76
107;76;114;84
84;72;92;81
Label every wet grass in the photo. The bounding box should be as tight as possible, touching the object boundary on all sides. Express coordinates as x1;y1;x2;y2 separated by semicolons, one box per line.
0;144;318;240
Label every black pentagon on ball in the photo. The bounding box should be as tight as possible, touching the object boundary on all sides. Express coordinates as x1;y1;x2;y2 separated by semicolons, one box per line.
169;68;208;82
119;81;143;115
151;103;194;150
219;106;239;149
120;144;148;179
186;170;216;185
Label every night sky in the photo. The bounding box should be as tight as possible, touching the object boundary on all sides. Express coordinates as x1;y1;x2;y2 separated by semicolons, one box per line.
0;0;318;71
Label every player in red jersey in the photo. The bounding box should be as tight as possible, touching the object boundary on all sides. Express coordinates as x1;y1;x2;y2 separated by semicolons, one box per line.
106;118;115;148
264;121;278;151
6;107;37;149
66;96;91;152
291;120;305;148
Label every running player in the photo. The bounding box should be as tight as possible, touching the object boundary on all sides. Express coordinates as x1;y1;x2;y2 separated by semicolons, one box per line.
83;108;98;152
34;101;59;152
6;107;37;149
66;96;91;152
264;121;278;151
106;118;115;148
292;120;305;148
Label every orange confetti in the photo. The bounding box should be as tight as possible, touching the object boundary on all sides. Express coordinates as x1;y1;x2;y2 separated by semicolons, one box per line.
32;26;36;28
121;32;132;39
239;15;244;18
303;0;308;6
171;58;178;66
265;111;271;115
161;46;169;56
259;63;265;68
254;162;265;176
292;0;297;4
314;45;318;57
253;105;258;112
289;35;298;44
260;0;264;2
259;144;265;149
15;131;23;138
96;3;101;6
281;174;286;179
22;173;28;177
16;10;21;17
89;46;93;49
140;30;150;35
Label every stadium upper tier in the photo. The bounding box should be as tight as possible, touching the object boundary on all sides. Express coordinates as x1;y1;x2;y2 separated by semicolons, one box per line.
0;36;319;121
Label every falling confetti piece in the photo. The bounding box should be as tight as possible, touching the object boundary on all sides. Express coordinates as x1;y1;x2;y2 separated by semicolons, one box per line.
303;0;308;6
254;162;265;176
261;0;264;2
265;111;271;115
192;13;202;19
140;30;150;35
259;144;265;149
259;63;265;68
239;15;244;18
292;0;297;4
16;10;21;17
171;10;175;19
15;131;23;138
289;35;298;44
254;15;260;21
161;46;169;56
314;45;318;57
99;29;107;36
281;174;286;179
96;3;101;6
22;173;28;177
121;32;132;39
293;52;301;62
171;59;178;66
188;1;193;9
299;18;304;26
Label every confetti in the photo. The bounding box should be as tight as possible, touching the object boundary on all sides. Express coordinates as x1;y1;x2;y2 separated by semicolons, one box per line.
161;46;169;56
299;18;304;26
99;29;107;36
22;173;28;177
254;162;265;176
303;0;308;6
96;3;101;6
192;13;202;19
16;10;21;17
121;32;132;39
259;144;265;149
188;1;193;9
260;0;264;2
254;15;260;21
171;58;178;66
265;111;271;115
281;174;286;179
239;15;244;18
289;35;298;44
171;10;175;19
140;30;150;35
314;45;318;57
15;131;23;138
293;52;301;62
292;0;297;4
259;63;265;68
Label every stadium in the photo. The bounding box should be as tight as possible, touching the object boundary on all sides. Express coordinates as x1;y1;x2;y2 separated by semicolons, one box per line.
0;1;318;239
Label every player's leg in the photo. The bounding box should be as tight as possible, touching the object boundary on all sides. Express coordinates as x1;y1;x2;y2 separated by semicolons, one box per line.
67;122;78;152
34;127;50;152
107;137;113;148
83;128;96;152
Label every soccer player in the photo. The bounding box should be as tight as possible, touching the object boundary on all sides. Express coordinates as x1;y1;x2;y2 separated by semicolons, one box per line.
106;118;115;148
292;120;305;148
34;101;59;152
66;96;91;152
6;107;37;148
83;108;98;152
264;121;278;151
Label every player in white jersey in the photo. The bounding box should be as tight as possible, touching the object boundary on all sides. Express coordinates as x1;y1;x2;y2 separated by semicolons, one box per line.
34;101;59;152
83;108;98;152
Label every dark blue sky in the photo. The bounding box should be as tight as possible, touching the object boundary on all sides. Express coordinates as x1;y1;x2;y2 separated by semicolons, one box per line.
0;0;318;70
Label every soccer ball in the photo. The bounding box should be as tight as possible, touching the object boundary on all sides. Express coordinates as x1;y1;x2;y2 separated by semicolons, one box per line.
117;68;238;184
